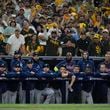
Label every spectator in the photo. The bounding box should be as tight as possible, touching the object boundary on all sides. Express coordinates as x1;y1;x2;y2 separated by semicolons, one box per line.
37;32;47;56
88;34;104;56
23;1;31;21
94;0;103;7
76;32;91;56
4;20;17;38
25;34;43;56
31;17;46;33
16;8;26;27
12;0;25;13
61;29;76;56
45;17;58;30
0;18;5;34
101;29;110;54
71;26;80;41
21;20;35;46
0;33;7;55
6;28;25;55
35;25;44;35
46;30;61;56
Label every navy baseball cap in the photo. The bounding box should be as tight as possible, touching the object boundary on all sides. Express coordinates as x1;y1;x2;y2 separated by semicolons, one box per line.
43;64;50;68
27;59;33;64
14;63;21;68
85;64;92;68
0;62;6;67
60;64;66;68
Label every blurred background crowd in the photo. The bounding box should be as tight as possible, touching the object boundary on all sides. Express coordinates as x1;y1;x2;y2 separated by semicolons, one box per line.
0;0;110;56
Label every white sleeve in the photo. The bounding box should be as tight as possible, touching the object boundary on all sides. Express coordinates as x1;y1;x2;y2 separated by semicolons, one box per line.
44;30;49;40
12;0;20;11
21;35;25;45
7;36;13;45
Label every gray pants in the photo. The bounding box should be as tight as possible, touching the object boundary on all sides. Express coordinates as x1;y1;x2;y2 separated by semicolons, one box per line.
54;89;62;103
34;89;44;104
30;89;35;104
82;90;93;104
7;91;17;104
30;88;55;104
2;91;9;104
19;89;26;104
42;88;55;104
30;89;44;104
107;87;110;103
18;82;26;103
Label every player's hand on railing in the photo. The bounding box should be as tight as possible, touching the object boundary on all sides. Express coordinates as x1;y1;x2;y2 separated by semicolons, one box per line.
68;85;73;92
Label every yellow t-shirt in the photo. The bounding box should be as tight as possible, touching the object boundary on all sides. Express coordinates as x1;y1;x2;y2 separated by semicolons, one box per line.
55;0;64;6
31;4;42;17
31;7;37;17
91;13;96;25
0;34;5;41
69;7;76;13
45;22;58;29
91;13;101;27
79;23;86;30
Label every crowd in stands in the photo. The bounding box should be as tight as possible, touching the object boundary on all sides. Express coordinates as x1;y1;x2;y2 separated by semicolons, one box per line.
0;0;110;56
0;0;110;104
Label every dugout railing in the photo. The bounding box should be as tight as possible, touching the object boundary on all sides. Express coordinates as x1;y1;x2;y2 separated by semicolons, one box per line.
0;75;109;104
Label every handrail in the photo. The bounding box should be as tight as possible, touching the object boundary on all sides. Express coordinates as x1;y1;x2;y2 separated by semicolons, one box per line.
0;77;109;81
0;55;104;60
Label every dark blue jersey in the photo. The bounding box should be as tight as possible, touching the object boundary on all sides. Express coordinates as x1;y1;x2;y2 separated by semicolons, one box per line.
32;59;44;72
22;66;38;90
33;59;44;69
77;59;95;72
56;59;76;72
10;58;26;71
7;71;21;78
0;72;7;93
94;72;108;102
0;60;8;93
38;70;56;79
35;70;55;90
49;72;63;90
71;72;83;91
82;72;94;92
22;66;38;77
7;71;21;92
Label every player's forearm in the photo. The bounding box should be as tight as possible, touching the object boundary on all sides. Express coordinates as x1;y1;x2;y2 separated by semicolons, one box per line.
6;44;11;54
